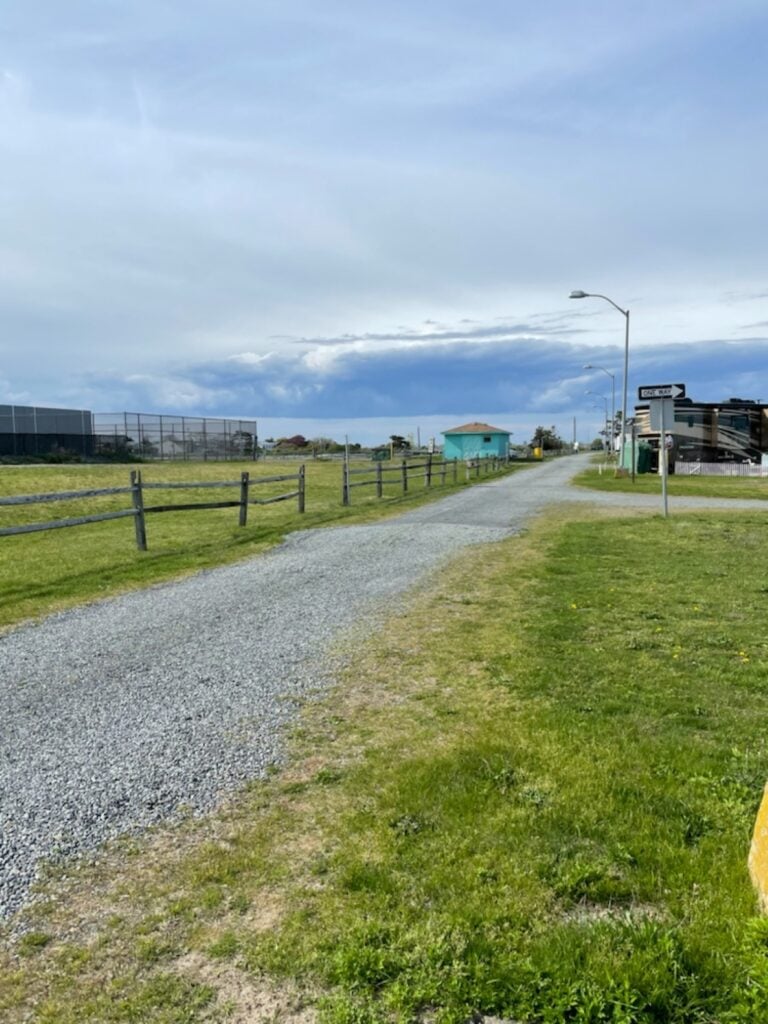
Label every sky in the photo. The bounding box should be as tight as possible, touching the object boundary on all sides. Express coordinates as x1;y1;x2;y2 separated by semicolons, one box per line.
2;0;767;445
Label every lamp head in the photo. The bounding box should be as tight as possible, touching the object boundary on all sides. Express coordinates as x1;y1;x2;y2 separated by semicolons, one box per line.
570;290;589;299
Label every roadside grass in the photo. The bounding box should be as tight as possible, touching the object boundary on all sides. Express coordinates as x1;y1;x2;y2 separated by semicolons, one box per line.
0;458;519;631
4;505;768;1021
574;462;768;499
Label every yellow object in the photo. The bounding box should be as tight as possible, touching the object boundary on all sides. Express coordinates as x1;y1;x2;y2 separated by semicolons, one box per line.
749;783;768;913
533;446;543;459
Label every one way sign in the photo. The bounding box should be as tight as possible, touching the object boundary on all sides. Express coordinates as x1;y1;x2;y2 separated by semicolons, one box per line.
638;383;686;400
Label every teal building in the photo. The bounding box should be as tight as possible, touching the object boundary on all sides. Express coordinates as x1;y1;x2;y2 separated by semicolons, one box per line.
441;421;511;460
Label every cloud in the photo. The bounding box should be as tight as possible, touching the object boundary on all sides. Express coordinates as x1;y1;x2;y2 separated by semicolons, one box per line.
71;325;768;433
1;1;767;433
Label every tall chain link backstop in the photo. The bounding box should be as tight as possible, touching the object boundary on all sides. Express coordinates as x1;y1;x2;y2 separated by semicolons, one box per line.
93;413;259;461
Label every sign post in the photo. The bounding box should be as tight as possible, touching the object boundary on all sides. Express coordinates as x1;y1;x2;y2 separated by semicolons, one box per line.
638;384;686;518
649;399;674;432
659;400;669;517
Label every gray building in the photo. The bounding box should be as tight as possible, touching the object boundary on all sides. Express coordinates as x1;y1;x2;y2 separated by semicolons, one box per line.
0;405;94;457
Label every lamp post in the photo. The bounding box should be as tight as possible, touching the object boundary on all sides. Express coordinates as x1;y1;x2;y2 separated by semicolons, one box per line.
583;364;615;458
587;392;609;453
591;406;609;453
571;290;630;471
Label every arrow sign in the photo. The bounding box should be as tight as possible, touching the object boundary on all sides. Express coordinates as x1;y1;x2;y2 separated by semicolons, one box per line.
638;383;686;400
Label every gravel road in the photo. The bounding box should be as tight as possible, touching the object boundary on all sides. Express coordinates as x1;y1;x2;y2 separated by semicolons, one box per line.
2;455;766;919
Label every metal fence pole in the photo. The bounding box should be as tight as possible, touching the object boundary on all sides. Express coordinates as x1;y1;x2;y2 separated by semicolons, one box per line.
376;461;383;498
298;465;306;512
401;457;408;493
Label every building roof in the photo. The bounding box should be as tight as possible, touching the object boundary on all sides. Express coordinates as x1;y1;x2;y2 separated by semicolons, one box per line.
442;421;510;435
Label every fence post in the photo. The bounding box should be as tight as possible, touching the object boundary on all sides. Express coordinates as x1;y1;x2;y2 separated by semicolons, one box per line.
376;461;383;498
130;470;147;551
453;458;458;483
475;460;480;478
298;465;306;512
239;471;249;526
441;460;446;485
426;453;432;487
342;462;350;505
401;457;408;493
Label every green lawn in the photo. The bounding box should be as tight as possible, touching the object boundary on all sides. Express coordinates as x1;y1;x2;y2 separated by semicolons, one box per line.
574;462;768;500
0;458;515;631
4;505;768;1022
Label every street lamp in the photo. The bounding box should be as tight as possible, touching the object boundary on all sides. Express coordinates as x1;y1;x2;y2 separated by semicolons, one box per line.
590;406;610;453
571;290;630;471
587;391;609;453
583;364;615;458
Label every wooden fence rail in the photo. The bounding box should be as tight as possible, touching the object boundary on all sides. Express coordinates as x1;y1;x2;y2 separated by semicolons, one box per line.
0;486;135;505
0;468;305;550
341;455;504;505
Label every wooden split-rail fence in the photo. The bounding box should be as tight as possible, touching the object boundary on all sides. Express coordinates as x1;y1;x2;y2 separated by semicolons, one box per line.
0;469;305;550
341;455;506;505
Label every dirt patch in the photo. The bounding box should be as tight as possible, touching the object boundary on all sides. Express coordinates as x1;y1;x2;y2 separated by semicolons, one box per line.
175;951;317;1024
208;890;285;939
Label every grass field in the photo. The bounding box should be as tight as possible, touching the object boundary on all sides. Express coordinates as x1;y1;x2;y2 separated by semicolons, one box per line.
574;461;768;500
0;458;516;632
3;504;768;1022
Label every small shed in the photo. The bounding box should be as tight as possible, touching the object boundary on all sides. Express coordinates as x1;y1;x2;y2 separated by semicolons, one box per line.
441;421;511;461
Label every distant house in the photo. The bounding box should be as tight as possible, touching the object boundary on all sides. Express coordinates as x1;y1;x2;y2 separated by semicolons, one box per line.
441;421;511;460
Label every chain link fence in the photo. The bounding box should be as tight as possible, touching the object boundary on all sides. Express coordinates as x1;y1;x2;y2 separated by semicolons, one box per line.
93;413;259;461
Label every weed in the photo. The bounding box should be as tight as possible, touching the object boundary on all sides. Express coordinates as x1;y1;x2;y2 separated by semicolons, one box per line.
17;931;51;955
208;932;240;959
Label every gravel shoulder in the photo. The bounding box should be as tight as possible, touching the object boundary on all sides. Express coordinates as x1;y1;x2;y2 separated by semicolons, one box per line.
2;455;766;920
